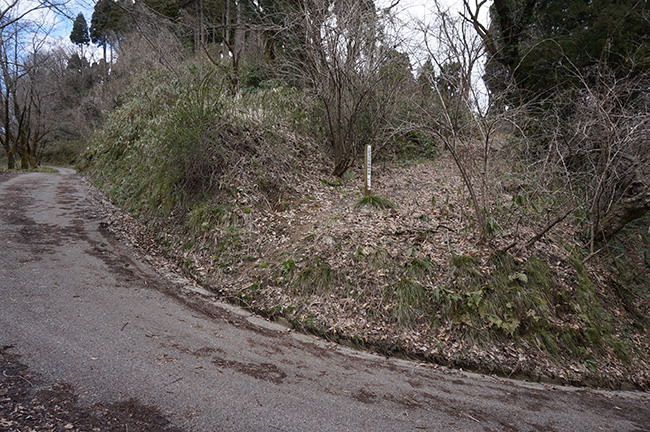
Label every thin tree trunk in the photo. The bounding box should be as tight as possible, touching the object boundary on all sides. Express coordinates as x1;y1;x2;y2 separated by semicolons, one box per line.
20;133;29;169
222;0;230;60
6;149;15;169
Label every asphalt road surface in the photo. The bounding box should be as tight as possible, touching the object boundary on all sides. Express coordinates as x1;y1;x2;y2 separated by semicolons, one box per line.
1;168;649;432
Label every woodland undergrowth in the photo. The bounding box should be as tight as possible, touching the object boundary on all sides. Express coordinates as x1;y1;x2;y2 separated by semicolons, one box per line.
81;63;650;390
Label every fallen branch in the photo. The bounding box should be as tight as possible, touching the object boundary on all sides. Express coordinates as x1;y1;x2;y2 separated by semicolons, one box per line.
582;247;604;265
3;370;33;386
500;207;575;254
524;208;575;249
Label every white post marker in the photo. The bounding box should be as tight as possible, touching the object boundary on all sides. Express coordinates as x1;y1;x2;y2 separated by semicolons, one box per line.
364;144;372;196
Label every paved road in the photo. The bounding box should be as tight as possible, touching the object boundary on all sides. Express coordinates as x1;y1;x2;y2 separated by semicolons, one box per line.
1;169;649;432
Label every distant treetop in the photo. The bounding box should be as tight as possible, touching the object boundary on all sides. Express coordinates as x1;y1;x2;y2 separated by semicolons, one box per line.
70;12;90;47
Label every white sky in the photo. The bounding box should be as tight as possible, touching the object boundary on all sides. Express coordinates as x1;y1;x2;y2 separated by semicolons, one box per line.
382;0;491;21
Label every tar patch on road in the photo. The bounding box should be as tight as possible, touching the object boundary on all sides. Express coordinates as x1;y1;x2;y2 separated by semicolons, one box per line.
0;346;183;432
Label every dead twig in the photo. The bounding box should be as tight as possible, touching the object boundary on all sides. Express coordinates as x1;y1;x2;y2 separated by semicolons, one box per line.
164;377;183;387
524;208;575;250
582;247;605;265
3;370;33;386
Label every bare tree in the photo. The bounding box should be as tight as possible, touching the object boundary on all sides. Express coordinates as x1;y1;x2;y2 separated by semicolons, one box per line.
113;3;187;77
410;1;500;244
0;0;71;169
0;19;45;168
0;0;70;32
281;0;410;177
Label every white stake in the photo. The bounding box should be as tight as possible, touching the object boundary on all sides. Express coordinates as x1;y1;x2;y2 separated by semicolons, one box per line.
364;144;372;196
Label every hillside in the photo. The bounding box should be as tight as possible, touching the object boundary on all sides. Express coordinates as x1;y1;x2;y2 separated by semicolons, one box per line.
81;64;650;391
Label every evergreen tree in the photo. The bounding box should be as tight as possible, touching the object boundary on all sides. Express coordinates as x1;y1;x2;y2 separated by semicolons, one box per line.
90;0;127;63
521;0;648;95
469;0;650;241
142;0;181;20
62;53;95;107
70;13;90;49
474;0;649;101
417;59;435;91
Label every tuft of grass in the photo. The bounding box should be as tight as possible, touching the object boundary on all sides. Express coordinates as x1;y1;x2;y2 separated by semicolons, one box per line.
281;258;295;275
185;200;238;235
80;60;311;221
321;178;343;187
37;166;59;173
355;194;397;210
436;253;559;348
608;226;650;323
606;335;632;364
293;259;334;296
1;166;58;173
434;250;639;365
406;256;437;281
392;278;429;328
450;253;483;287
367;248;393;270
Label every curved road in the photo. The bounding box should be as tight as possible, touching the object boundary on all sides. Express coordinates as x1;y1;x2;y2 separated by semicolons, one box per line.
1;169;648;431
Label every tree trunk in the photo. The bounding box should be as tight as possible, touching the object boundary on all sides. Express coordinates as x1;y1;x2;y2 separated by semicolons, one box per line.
28;131;40;167
20;143;29;169
19;126;29;169
222;0;230;60
597;181;650;241
331;131;355;177
6;148;15;169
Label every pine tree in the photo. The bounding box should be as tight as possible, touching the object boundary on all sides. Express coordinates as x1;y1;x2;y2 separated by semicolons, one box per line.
143;0;180;20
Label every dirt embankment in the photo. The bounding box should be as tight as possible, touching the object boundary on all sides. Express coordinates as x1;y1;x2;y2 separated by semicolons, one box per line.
87;153;650;392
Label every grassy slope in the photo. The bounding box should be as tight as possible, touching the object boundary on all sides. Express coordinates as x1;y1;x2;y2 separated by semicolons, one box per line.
81;65;650;390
